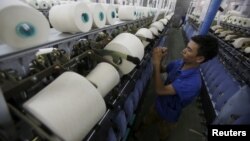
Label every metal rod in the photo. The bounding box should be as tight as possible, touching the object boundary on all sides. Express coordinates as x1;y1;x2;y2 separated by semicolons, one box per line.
8;104;57;141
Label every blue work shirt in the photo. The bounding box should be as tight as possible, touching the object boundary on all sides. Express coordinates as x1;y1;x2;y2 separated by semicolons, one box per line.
155;59;202;122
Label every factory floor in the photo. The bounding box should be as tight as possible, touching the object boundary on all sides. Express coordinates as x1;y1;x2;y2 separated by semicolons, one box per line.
127;27;206;141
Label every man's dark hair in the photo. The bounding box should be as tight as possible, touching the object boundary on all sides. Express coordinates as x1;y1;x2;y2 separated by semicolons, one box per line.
191;35;218;63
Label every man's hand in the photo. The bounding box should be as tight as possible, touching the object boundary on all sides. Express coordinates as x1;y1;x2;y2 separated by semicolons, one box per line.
152;47;176;96
152;47;168;66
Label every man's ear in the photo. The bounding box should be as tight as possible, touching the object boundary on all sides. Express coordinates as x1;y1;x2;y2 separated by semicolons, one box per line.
196;56;205;63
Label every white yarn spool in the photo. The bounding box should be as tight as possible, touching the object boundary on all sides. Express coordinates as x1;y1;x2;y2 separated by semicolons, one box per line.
44;0;57;8
37;0;49;9
118;6;136;21
227;16;234;24
25;0;40;9
236;17;243;26
88;3;106;28
232;38;250;48
23;72;106;141
219;15;226;22
232;16;238;25
241;18;250;28
101;4;117;25
87;62;120;97
218;30;234;38
211;25;222;31
224;35;238;41
244;47;250;53
149;27;159;36
104;33;144;75
165;15;171;20
135;28;154;47
150;22;164;32
49;2;93;33
214;28;224;34
0;0;50;49
159;18;168;25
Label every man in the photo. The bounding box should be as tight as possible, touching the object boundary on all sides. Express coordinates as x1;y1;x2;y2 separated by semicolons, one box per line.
134;35;218;141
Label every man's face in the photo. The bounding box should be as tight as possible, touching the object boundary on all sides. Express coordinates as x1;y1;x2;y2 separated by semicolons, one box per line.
181;40;204;64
